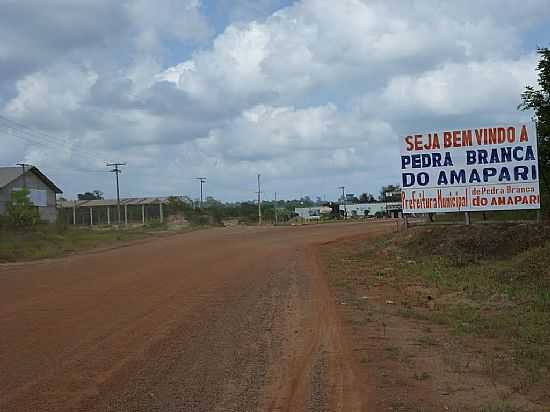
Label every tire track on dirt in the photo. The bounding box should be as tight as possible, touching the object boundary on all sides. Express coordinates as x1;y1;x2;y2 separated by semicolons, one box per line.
0;222;394;411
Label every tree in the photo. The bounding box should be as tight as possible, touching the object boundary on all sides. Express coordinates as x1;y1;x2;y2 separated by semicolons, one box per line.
379;185;401;202
6;189;40;227
299;196;314;207
519;47;550;188
77;190;104;200
359;193;376;203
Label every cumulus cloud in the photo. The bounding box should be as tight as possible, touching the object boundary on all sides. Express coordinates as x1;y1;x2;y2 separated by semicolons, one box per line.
0;0;546;200
6;64;98;124
362;55;538;120
128;0;212;51
214;0;292;24
197;104;394;163
158;0;527;108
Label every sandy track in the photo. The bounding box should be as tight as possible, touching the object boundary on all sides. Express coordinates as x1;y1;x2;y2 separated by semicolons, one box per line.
0;222;393;411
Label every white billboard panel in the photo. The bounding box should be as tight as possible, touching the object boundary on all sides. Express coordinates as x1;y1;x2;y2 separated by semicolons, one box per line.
400;124;540;213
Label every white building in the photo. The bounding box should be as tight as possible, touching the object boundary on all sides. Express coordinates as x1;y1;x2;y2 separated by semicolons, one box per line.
339;202;402;218
294;206;332;220
0;166;62;223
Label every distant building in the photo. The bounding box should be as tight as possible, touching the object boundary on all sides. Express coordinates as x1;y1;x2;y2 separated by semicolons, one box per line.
340;202;402;218
0;166;63;223
294;206;332;220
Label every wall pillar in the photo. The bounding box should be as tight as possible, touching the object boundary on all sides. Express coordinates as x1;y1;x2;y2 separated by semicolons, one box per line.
142;204;145;225
73;201;76;225
124;204;128;226
107;207;111;225
90;207;93;226
159;203;164;223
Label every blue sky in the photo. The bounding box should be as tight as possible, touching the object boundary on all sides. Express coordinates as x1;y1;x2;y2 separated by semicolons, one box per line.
0;0;548;202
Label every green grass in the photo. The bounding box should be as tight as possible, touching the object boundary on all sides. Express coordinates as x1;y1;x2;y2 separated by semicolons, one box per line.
328;224;550;387
384;345;401;360
413;371;431;381
417;335;438;346
0;223;204;262
430;210;541;223
396;227;550;382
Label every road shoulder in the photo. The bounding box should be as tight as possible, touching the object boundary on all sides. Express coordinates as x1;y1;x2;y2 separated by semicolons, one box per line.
320;226;550;411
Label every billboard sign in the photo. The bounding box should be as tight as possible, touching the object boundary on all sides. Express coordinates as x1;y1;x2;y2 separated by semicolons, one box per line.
400;124;540;213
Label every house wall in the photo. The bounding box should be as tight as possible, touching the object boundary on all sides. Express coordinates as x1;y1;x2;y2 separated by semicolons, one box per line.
294;207;321;219
339;202;402;216
0;172;58;222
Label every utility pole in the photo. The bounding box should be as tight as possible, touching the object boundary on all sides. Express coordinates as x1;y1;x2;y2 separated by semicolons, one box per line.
195;177;206;208
257;174;262;225
16;163;30;189
338;186;346;219
274;192;278;225
107;162;126;226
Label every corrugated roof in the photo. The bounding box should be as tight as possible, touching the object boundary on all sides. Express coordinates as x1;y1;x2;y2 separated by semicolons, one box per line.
59;197;171;208
0;166;62;193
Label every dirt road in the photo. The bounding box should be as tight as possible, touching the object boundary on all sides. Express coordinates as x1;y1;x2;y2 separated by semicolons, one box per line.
0;222;393;411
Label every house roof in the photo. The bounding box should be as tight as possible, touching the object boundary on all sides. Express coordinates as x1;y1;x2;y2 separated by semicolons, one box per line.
58;197;172;208
0;166;63;194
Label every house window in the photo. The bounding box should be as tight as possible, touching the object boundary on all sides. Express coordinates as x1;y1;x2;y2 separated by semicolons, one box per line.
12;188;48;207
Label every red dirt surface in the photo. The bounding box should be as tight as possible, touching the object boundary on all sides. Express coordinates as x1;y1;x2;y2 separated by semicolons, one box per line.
0;221;394;411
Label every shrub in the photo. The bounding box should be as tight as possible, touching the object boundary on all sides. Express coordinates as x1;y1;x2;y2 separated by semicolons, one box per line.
6;189;40;228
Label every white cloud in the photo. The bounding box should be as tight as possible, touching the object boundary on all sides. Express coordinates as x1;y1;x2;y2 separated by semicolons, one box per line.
5;64;98;123
366;55;538;118
0;0;546;200
128;0;212;50
195;103;397;177
158;0;524;110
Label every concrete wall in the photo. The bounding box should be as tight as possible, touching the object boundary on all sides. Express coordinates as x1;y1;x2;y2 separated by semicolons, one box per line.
0;171;58;223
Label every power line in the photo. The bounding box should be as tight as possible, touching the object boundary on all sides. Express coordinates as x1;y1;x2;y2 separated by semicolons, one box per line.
0;115;111;165
0;115;73;147
0;124;106;166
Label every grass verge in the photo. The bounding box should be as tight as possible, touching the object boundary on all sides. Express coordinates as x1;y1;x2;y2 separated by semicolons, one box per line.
0;223;207;262
322;223;550;410
398;225;550;381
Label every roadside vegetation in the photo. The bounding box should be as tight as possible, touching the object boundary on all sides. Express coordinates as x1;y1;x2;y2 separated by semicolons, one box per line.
400;225;550;379
0;225;158;262
323;224;550;411
0;191;206;263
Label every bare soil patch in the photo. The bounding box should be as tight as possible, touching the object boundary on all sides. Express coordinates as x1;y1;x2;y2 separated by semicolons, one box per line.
320;225;550;411
0;222;389;411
